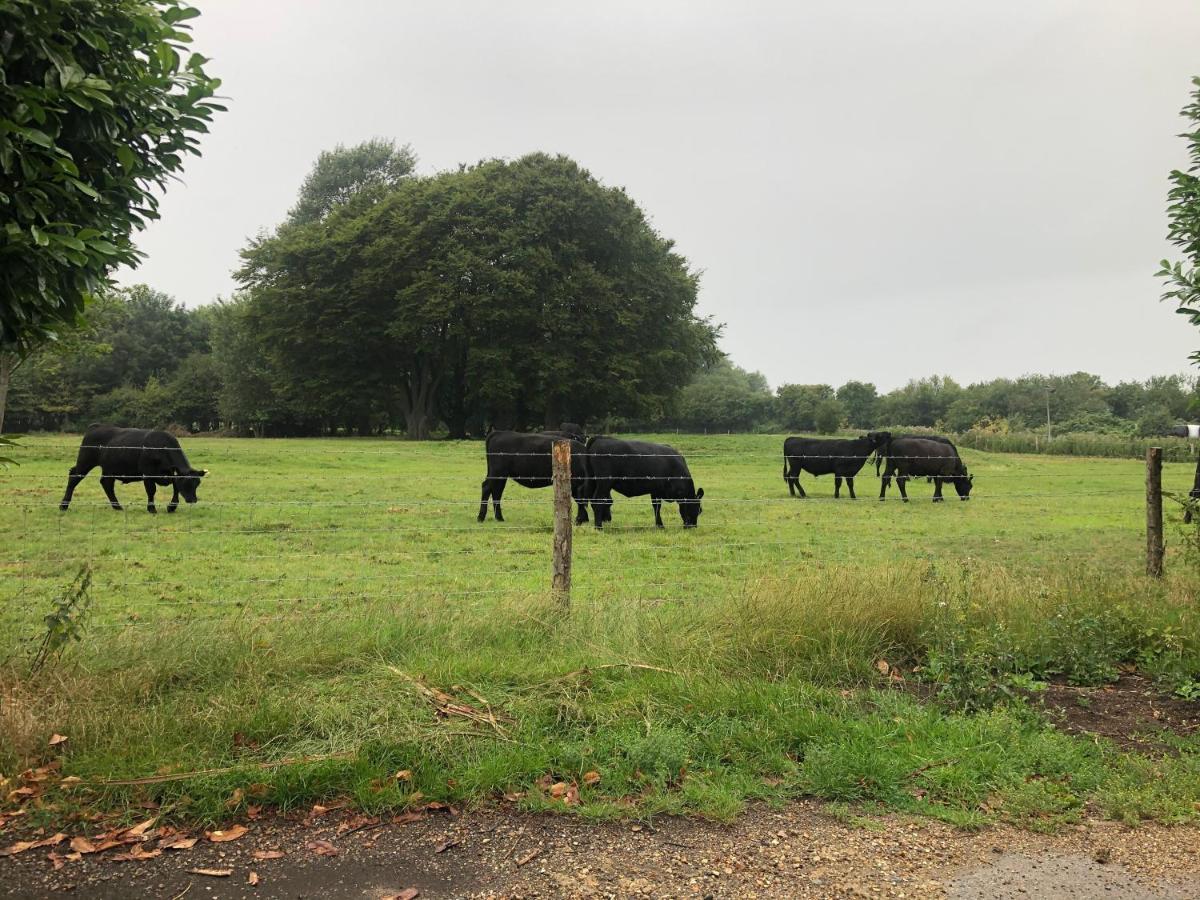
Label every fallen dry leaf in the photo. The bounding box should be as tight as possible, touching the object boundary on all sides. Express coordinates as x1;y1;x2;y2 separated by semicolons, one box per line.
501;791;524;802
124;818;156;838
48;734;69;747
69;836;97;854
206;824;249;843
30;833;67;849
48;852;67;870
188;867;233;877
0;841;35;857
434;838;460;853
111;845;161;862
875;659;890;676
160;835;198;850
306;839;340;856
246;804;263;820
582;771;601;786
394;769;412;781
392;812;424;825
423;800;456;815
548;782;567;798
564;784;580;806
384;890;420;900
252;849;285;860
248;871;260;886
224;787;245;809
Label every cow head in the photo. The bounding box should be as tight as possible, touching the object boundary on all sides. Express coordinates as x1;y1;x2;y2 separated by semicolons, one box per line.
679;487;704;528
954;471;973;500
175;468;208;503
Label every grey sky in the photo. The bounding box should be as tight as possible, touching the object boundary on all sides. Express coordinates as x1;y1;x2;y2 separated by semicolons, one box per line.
121;0;1200;391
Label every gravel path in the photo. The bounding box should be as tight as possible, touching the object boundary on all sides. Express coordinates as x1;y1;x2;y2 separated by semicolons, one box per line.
3;801;1198;899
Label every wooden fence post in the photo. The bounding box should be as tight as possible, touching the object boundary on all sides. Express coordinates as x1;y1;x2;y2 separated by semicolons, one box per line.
552;439;573;603
1147;447;1164;578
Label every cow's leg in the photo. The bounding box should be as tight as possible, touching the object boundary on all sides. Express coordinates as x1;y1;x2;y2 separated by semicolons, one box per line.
592;486;612;529
100;475;122;511
847;476;857;499
478;478;492;522
932;477;944;502
795;474;807;498
834;475;843;499
574;495;590;525
785;463;796;496
144;480;158;514
491;478;506;522
59;465;91;511
651;495;664;528
897;476;909;502
879;471;890;500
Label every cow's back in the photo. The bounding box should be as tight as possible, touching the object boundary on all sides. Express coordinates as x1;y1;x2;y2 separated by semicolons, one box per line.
887;437;962;476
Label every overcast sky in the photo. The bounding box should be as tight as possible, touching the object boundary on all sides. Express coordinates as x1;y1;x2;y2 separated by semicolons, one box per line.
121;0;1200;391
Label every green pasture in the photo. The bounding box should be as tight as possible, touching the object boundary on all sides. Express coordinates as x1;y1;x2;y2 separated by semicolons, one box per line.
3;434;1200;829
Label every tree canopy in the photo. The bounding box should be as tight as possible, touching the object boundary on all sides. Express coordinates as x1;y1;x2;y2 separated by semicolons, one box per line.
1161;76;1200;362
0;0;221;352
237;152;719;438
287;138;416;226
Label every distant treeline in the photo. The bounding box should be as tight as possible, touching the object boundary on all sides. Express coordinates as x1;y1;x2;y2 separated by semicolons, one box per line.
5;292;1198;443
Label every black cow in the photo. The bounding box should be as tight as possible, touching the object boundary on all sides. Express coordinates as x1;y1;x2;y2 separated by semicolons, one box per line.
876;436;972;502
782;434;886;499
60;425;208;513
478;430;589;523
585;436;703;528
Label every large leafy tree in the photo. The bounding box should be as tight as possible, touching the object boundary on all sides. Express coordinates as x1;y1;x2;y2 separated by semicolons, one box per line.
1161;77;1200;362
239;152;718;438
0;0;221;429
287;138;416;226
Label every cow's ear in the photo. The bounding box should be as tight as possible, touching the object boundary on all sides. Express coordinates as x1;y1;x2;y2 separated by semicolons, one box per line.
199;469;209;477
696;488;704;499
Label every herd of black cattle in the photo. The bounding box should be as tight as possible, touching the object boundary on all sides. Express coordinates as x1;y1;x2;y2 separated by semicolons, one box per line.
57;423;972;528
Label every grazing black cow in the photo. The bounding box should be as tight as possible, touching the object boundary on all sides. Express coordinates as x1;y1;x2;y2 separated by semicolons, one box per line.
876;436;972;502
782;434;887;499
60;425;208;513
478;430;589;523
585;436;703;528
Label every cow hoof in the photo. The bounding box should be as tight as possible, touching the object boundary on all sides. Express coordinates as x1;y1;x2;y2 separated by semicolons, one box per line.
933;498;944;503
902;499;909;503
147;506;157;514
59;503;69;512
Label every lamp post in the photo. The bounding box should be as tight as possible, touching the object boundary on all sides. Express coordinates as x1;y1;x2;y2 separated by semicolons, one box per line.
1045;387;1056;442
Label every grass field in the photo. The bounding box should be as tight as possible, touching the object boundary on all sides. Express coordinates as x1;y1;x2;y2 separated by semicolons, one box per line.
3;433;1200;829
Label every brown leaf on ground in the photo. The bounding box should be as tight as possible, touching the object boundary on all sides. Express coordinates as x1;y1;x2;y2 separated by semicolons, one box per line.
394;769;412;781
564;783;580;806
535;774;554;790
111;844;161;862
159;835;198;850
252;849;285;860
876;659;890;676
187;867;233;877
48;852;67;870
423;801;456;815
30;833;67;849
69;837;97;854
502;791;524;802
583;771;601;786
246;804;263;820
384;890;420;900
206;824;249;843
224;788;245;809
306;840;340;856
392;812;424;825
434;838;460;853
48;734;69;747
0;841;35;857
124;818;156;838
548;782;568;798
247;871;260;886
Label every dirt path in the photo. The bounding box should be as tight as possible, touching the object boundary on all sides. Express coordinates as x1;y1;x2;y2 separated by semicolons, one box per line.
3;801;1198;899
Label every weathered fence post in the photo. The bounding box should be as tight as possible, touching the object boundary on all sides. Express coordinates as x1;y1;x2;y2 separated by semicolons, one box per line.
1147;447;1164;578
552;439;573;603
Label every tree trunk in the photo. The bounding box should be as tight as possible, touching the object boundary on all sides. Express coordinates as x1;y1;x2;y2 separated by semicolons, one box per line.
0;349;19;435
399;361;439;440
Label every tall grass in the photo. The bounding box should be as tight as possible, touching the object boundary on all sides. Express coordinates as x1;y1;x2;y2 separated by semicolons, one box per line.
4;561;1200;826
960;430;1197;462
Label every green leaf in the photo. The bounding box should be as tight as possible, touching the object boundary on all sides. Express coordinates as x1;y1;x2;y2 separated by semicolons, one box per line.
117;145;136;172
67;178;100;200
88;240;118;255
15;126;53;148
30;225;49;247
